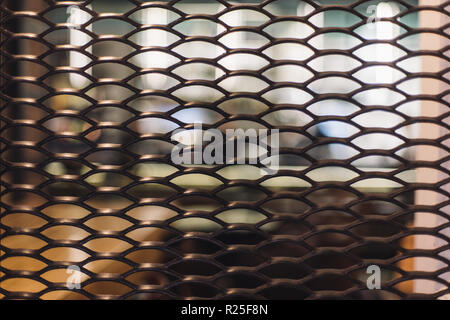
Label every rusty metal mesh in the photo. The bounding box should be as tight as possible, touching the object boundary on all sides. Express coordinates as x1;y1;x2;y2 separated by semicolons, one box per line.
0;0;449;300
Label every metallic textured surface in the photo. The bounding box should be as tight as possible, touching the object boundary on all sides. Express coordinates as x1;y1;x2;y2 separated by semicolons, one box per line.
1;0;449;299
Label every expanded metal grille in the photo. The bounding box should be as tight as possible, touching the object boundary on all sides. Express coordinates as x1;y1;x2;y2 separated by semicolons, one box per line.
1;0;449;300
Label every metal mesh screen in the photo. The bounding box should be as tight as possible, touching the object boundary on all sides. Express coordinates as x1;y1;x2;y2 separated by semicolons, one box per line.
1;0;449;300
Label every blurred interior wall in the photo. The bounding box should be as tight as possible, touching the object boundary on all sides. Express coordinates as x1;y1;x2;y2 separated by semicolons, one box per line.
414;0;449;296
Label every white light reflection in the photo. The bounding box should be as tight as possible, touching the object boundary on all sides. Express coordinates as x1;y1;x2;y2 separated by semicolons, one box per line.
68;5;92;89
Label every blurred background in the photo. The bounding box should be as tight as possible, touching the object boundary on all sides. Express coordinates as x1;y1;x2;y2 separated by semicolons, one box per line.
1;0;449;299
